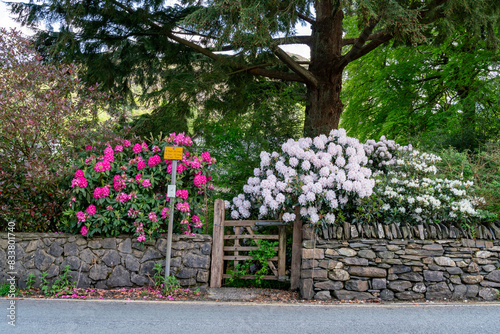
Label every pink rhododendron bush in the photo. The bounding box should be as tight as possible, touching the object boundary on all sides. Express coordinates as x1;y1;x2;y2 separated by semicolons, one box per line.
62;133;216;241
227;129;488;228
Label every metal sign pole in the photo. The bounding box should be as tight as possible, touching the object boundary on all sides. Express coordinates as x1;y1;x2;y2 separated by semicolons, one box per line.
165;159;177;278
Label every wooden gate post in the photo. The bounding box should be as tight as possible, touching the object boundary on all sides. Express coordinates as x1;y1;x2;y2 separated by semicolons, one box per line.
290;206;302;290
210;199;225;288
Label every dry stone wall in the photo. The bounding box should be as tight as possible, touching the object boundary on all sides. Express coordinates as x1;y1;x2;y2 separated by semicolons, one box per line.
0;233;211;289
300;225;500;301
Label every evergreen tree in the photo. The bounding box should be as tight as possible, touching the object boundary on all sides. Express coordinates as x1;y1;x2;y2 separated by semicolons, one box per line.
10;0;499;137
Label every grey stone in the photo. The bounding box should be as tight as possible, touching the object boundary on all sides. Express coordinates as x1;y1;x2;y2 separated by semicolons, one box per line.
482;265;496;272
426;282;452;299
79;248;97;265
343;257;369;266
156;239;168;254
388;280;412;292
302;269;327;279
89;264;111;281
395;291;424;300
70;271;92;288
423;270;444;282
314;280;343;290
125;254;140;272
45;264;60;279
428;264;445;271
481;281;500;288
466;262;480;273
372;278;387;290
61;256;80;271
131;273;149;286
329;269;350;281
196;270;209;283
200;243;211;255
398;272;423;282
314;291;332;300
389;265;411;274
178;278;197;286
139;261;158;276
64;243;78;256
118;238;132;254
413;282;427;293
300;279;314;300
107;265;132;287
345;280;369;292
173;241;194;250
102;238;117;249
358;250;376;259
338;248;357;257
349;266;386;278
34;249;55;271
452;285;467;299
18;269;42;289
461;274;483;284
48;243;63;258
476;251;494;258
434;257;455;267
102;250;121;267
422;244;444;251
378;251;394;259
184;253;210;269
88;240;102;249
450;276;462;284
479;287;499;301
446;267;463;275
141;249;163;262
333;290;375;300
380;289;395;301
25;240;44;253
466;285;479;298
485;270;500;283
177;268;198;279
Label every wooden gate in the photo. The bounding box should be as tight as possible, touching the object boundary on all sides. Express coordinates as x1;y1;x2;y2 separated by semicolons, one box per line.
210;199;302;289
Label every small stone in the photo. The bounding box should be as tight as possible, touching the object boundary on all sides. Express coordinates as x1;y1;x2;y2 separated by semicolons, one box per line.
446;267;463;275
141;249;163;262
314;280;343;290
177;268;198;279
423;270;444;282
395;291;424;300
426;282;452;299
333;290;375;301
413;282;427;293
183;253;210;269
48;243;63;258
348;266;386;278
89;264;111;281
301;269;327;279
372;278;387;290
378;251;394;259
466;285;479;298
61;256;80;271
197;270;209;283
434;257;456;267
302;249;325;259
325;249;338;257
131;273;149;286
456;261;468;268
102;250;121;267
482;265;496;272
450;275;462;285
345;280;369;292
88;240;102;249
343;257;369;266
300;279;314;300
102;238;117;249
479;287;499;301
338;248;357;257
358;250;376;259
329;269;350;281
461;274;483;284
79;248;97;265
107;265;132;287
64;243;78;256
125;254;140;272
485;270;500;283
389;265;411;275
466;262;480;273
314;291;332;300
117;238;132;254
200;243;211;255
380;289;394;301
388;280;412;292
398;272;423;282
452;285;467;299
476;251;494;259
302;259;319;269
422;244;443;251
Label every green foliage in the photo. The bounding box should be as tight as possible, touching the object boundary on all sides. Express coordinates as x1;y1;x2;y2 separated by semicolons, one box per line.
25;273;36;290
227;240;278;287
152;263;181;295
40;265;76;296
0;283;13;296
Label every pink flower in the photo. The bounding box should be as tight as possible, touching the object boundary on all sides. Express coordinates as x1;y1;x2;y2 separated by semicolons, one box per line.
71;177;87;188
142;179;151;187
175;189;189;200
93;187;110;199
152;145;161;153
113;175;126;191
128;208;139;218
136;235;145;242
86;204;97;216
94;162;105;173
133;143;142;154
177;163;187;174
104;154;115;163
76;211;86;223
75;170;85;178
176;202;190;213
201;152;211;162
80;225;88;237
115;144;123;152
148;155;161;167
117;192;132;204
148;212;158;222
161;207;169;219
135;174;143;184
137;161;146;170
193;173;208;187
85;145;93;151
141;142;148;151
102;160;111;171
123;140;131;147
104;146;114;156
106;205;113;211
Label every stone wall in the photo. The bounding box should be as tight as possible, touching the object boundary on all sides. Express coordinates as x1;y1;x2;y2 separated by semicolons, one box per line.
300;225;500;301
0;233;212;289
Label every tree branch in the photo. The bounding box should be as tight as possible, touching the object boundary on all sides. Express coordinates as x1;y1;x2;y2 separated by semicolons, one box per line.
216;35;312;52
337;18;381;69
296;12;315;25
342;31;386;46
272;45;318;86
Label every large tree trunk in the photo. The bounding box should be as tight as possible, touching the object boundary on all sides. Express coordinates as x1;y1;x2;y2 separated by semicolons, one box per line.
304;1;346;137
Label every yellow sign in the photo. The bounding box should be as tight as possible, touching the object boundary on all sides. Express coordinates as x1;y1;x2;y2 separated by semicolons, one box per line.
164;146;183;160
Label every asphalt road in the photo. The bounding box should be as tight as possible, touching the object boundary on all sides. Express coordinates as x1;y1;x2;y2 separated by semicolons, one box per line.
2;299;500;334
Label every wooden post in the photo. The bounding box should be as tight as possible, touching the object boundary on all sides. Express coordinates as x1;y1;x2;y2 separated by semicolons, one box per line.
210;199;225;288
290;206;302;290
277;225;286;280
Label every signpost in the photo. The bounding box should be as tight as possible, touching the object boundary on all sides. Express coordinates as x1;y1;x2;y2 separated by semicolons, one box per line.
164;146;183;279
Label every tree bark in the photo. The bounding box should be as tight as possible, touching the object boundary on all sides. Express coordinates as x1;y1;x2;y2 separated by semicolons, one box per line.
304;1;345;137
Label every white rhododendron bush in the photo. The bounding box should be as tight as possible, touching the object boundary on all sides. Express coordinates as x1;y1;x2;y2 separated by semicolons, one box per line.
227;129;485;227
